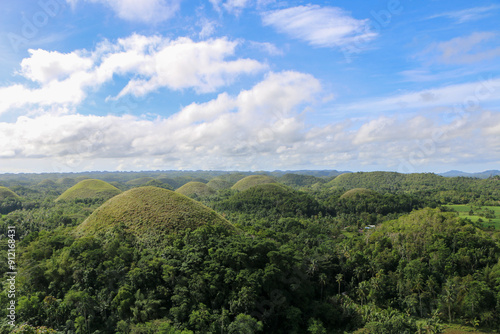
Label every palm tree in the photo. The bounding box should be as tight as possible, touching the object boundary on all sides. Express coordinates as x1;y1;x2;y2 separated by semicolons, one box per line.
335;273;343;295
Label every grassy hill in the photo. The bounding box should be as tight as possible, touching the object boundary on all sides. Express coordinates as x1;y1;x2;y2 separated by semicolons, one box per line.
206;178;233;190
176;182;215;198
56;177;76;186
339;188;377;199
0;186;20;200
126;177;156;186
56;179;122;202
75;186;234;244
231;175;276;191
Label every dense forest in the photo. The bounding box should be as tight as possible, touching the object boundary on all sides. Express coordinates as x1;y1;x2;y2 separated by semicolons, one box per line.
0;171;499;333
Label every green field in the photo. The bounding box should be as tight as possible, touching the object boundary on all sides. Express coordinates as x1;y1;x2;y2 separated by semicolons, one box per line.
445;204;500;229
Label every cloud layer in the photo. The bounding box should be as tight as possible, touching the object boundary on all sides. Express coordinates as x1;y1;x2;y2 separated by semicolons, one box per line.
262;5;377;49
0;35;266;115
2;70;500;173
66;0;181;23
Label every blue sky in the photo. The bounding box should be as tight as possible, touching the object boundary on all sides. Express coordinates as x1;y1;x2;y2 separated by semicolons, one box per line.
0;0;499;173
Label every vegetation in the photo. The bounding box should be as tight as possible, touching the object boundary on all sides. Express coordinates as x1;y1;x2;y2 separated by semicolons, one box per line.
206;178;233;190
0;186;19;200
56;179;121;202
176;182;216;198
231;175;277;191
0;171;499;333
75;186;234;246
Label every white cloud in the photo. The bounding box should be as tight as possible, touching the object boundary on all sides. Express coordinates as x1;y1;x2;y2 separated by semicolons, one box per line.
0;71;321;171
66;0;181;23
424;32;500;65
2;71;500;173
209;0;253;15
249;41;283;56
0;34;266;115
116;37;266;97
223;0;251;15
428;5;500;24
262;5;377;49
340;77;500;114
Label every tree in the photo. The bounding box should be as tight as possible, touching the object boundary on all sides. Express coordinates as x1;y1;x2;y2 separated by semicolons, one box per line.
335;273;343;295
227;314;263;334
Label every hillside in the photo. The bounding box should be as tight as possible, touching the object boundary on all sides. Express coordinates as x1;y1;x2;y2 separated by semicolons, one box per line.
126;177;156;186
279;173;325;188
339;187;377;199
0;186;20;200
206;178;233;190
216;183;323;218
231;175;276;191
75;186;234;244
175;181;215;197
56;179;122;202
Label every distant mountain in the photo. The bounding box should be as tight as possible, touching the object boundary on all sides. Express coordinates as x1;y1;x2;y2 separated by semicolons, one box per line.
439;170;500;179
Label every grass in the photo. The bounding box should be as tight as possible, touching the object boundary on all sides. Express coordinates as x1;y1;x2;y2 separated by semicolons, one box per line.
0;186;20;200
231;175;276;191
75;186;234;245
444;204;500;230
56;179;121;202
176;182;215;198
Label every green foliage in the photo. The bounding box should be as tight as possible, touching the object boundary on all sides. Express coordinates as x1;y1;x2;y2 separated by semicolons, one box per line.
214;183;324;221
3;171;500;334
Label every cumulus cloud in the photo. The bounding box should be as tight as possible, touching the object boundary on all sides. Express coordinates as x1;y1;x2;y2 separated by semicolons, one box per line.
261;5;377;49
0;34;266;115
66;0;181;23
2;70;500;173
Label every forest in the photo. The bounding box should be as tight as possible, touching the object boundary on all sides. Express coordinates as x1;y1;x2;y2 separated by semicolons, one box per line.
0;170;499;334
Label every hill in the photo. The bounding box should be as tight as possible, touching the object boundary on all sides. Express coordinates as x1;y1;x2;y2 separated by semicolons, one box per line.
326;171;446;193
75;186;233;244
176;182;215;198
206;178;233;190
216;183;323;218
0;186;20;200
279;173;325;188
56;179;122;202
126;177;156;186
339;188;377;199
231;175;277;191
439;170;500;179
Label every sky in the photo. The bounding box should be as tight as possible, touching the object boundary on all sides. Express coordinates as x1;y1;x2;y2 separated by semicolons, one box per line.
0;0;499;174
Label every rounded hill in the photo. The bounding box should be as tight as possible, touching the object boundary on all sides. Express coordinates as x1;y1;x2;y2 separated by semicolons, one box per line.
0;187;20;200
340;188;377;199
176;182;215;198
126;177;156;186
231;175;276;191
56;179;122;202
206;178;233;190
75;187;233;243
